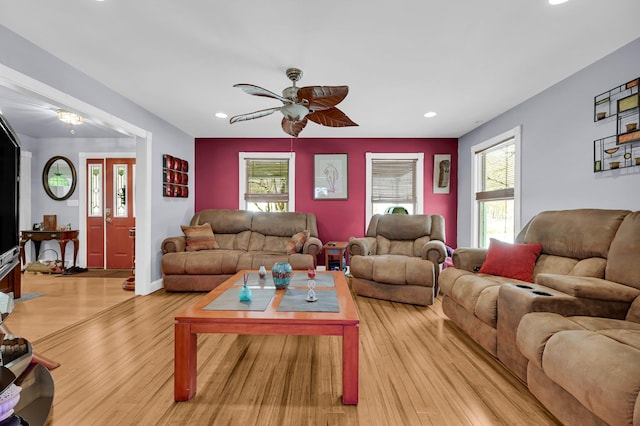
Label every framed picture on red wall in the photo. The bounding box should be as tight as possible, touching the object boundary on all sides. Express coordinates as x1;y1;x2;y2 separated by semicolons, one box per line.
313;153;348;200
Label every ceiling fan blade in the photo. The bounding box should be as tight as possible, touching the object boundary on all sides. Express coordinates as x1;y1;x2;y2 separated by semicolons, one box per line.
307;107;358;127
282;117;307;137
297;86;349;111
229;107;281;124
233;84;292;104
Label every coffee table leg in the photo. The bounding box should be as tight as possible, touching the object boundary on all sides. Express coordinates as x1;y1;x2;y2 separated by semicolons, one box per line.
342;324;359;404
174;322;197;401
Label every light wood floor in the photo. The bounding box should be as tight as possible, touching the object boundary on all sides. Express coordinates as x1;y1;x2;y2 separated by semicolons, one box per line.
8;273;560;425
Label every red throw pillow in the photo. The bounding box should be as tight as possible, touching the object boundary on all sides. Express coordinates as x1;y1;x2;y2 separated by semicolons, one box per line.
478;238;543;283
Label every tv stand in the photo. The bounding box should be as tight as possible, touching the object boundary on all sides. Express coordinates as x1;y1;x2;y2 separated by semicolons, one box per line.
0;262;21;299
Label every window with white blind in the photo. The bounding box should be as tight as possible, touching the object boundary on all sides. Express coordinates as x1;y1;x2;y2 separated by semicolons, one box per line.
238;152;295;212
472;126;521;248
365;152;424;230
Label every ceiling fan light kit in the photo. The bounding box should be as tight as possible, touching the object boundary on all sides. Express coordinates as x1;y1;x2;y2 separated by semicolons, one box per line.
230;67;358;137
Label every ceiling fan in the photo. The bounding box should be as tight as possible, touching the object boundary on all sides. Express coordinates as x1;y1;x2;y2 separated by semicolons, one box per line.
230;68;358;137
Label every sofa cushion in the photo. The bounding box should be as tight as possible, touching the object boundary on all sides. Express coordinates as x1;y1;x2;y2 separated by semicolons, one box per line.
181;223;220;251
478;238;542;282
375;214;433;240
531;255;607;279
606;211;640;290
252;212;313;237
375;236;413;256
161;250;241;275
517;313;640;426
543;329;640;426
626;296;640;323
519;209;629;259
192;209;252;234
535;274;640;303
286;230;309;254
441;267;530;328
350;255;435;286
263;236;289;252
215;230;251;251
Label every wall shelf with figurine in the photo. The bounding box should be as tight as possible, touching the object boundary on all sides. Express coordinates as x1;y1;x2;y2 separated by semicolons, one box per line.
593;77;640;172
162;154;189;197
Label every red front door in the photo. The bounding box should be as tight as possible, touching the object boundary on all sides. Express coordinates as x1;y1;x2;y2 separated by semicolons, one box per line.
86;158;136;269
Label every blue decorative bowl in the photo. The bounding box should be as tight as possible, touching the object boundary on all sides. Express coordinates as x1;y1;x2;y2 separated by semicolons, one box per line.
272;262;292;289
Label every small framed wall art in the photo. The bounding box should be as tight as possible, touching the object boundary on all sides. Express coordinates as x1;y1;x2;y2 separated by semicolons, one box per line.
313;153;348;200
162;154;189;198
433;154;451;194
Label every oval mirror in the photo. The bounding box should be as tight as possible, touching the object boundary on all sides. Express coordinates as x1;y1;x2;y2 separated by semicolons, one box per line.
42;156;77;201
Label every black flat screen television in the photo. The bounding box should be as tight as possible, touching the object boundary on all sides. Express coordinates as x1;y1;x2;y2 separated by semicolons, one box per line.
0;112;20;282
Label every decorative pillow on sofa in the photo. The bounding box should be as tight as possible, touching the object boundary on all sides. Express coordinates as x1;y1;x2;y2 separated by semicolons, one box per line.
181;223;220;251
478;238;543;282
286;230;310;254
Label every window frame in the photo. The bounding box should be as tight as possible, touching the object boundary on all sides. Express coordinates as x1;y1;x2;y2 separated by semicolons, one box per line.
365;152;424;232
470;126;521;247
238;152;296;212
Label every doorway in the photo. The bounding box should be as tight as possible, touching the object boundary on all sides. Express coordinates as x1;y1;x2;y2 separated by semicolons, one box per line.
1;63;152;294
86;157;136;269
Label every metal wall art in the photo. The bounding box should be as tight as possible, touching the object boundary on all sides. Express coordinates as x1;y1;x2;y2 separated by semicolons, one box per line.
163;154;189;197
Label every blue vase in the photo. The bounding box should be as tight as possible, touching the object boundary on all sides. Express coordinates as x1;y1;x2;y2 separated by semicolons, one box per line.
272;262;292;289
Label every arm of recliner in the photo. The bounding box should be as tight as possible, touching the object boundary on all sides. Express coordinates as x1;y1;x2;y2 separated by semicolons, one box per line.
421;240;447;264
161;236;186;254
303;237;323;257
452;247;488;272
348;237;376;256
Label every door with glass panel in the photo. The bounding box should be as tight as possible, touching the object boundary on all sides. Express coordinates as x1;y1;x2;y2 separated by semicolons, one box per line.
86;158;136;268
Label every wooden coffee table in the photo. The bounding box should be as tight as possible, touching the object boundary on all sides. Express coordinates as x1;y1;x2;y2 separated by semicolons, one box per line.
174;270;360;404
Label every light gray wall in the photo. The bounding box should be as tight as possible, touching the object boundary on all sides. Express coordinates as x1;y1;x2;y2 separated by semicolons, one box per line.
457;37;640;247
1;25;195;283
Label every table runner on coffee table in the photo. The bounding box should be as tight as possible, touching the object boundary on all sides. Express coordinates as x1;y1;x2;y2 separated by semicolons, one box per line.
277;289;339;312
289;272;335;287
234;272;336;288
233;272;275;287
203;288;275;311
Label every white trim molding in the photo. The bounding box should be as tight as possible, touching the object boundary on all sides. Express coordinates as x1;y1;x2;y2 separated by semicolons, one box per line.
470;125;522;247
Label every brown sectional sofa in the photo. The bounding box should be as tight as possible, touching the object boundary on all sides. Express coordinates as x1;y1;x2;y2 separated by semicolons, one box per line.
161;209;322;291
440;209;640;425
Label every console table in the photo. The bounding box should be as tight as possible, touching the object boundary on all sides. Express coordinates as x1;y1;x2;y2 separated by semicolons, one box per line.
19;230;79;269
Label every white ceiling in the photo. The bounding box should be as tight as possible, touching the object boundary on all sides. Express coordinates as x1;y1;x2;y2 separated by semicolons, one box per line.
1;0;640;139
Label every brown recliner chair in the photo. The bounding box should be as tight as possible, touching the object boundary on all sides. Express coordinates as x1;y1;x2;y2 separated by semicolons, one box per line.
348;214;447;306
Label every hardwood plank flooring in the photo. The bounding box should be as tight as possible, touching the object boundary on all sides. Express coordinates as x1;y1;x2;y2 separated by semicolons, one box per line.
6;272;135;341
7;274;560;425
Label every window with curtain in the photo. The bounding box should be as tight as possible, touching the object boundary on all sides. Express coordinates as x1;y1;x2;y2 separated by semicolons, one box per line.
473;127;520;248
365;153;424;229
238;152;295;212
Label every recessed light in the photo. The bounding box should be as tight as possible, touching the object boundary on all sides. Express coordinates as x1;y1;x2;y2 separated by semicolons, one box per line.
548;0;568;5
215;112;228;119
423;111;437;118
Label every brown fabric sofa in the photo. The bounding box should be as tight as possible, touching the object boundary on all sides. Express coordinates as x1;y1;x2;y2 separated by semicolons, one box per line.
161;209;322;291
441;209;640;425
517;300;640;426
348;213;447;306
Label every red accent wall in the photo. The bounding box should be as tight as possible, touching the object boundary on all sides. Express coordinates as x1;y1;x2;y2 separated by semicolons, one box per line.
195;138;458;250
